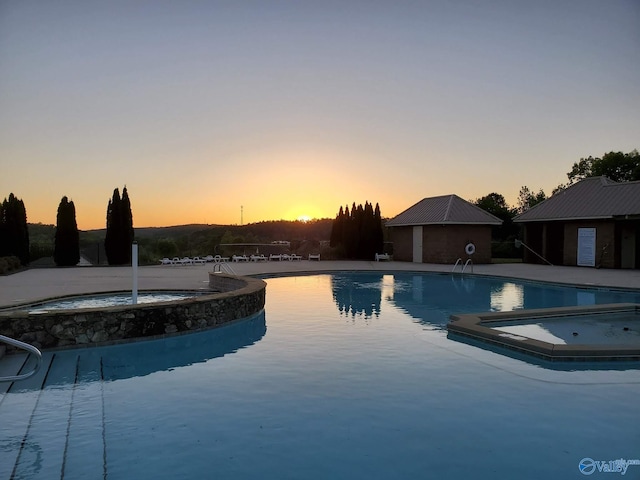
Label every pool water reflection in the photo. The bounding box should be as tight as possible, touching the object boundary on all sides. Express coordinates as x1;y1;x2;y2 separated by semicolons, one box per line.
2;272;640;480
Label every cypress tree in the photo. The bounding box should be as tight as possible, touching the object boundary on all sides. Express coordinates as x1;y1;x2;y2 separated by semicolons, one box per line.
105;188;121;265
373;203;384;255
54;196;80;266
0;193;30;264
330;206;345;248
354;203;365;259
330;201;384;260
121;186;134;262
105;186;134;265
362;202;375;260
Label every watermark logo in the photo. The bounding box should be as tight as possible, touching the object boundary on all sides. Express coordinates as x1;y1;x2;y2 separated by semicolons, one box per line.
579;458;640;476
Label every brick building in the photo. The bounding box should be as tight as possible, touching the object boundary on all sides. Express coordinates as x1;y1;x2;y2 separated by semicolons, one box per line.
513;177;640;269
386;195;502;264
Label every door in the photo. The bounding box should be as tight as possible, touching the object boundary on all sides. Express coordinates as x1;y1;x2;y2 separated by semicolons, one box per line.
621;226;636;269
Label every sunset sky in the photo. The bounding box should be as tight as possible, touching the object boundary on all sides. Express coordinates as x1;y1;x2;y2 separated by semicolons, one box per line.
1;1;638;230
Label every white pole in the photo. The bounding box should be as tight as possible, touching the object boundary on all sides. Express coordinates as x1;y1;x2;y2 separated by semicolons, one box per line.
132;242;138;304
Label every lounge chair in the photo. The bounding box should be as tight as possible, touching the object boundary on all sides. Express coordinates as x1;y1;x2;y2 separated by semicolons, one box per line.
232;255;248;262
250;254;267;262
269;254;282;261
159;258;173;266
308;254;320;261
290;254;302;261
375;253;390;261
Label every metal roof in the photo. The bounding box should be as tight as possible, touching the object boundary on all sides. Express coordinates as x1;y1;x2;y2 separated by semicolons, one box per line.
386;194;503;227
513;177;640;223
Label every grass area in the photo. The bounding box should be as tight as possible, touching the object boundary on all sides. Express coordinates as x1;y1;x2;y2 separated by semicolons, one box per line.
491;258;523;264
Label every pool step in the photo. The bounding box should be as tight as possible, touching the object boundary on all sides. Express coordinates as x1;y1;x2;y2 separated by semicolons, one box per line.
0;352;54;480
0;352;29;395
61;351;106;479
0;351;107;479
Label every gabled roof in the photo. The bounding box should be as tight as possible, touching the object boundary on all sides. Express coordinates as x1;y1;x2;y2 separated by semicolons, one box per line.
386;194;503;227
514;177;640;223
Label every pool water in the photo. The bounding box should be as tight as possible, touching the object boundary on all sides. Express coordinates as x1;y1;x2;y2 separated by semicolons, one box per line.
1;272;640;479
26;292;200;313
491;311;640;346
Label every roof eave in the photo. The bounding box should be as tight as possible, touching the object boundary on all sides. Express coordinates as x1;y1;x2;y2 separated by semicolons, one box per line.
387;221;502;227
514;215;613;223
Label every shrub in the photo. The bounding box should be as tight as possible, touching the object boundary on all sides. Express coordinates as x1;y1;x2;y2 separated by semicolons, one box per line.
0;256;22;274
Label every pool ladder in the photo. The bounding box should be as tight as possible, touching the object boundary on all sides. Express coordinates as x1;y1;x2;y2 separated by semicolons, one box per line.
452;258;473;274
0;334;42;382
212;262;237;275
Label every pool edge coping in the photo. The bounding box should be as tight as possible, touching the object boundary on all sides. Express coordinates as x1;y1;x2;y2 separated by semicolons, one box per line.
447;303;640;361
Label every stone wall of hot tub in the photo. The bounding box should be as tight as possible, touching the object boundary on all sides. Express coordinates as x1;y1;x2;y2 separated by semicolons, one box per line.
0;274;266;350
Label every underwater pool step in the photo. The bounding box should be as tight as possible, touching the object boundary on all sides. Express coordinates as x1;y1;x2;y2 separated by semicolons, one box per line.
62;351;106;479
11;353;77;477
0;353;54;479
0;353;28;395
0;352;107;479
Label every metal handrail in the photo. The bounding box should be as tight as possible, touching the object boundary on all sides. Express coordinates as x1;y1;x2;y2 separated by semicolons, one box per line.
212;262;236;275
0;334;42;382
515;239;553;266
462;259;474;274
451;258;462;273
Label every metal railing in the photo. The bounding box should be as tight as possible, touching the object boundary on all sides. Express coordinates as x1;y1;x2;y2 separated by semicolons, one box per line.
212;262;236;275
462;259;474;274
451;258;463;273
0;334;42;382
514;239;553;266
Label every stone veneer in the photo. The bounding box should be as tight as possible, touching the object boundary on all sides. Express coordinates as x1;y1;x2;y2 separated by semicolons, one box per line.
0;273;265;351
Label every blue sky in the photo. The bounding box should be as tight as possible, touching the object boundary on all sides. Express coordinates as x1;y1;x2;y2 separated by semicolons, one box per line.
1;0;638;229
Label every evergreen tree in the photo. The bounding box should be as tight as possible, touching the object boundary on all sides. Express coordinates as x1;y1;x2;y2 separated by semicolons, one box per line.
0;193;30;265
54;196;80;266
105;186;135;265
330;206;345;248
105;188;121;264
361;202;375;260
330;201;384;260
345;203;358;258
121;186;134;253
373;203;384;255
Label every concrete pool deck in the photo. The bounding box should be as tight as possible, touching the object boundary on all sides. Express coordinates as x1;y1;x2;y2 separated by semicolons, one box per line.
1;260;639;308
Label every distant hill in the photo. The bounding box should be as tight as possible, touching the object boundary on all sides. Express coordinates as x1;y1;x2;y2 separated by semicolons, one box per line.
28;219;334;265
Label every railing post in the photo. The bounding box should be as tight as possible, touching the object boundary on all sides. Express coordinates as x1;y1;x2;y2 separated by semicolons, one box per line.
132;242;138;304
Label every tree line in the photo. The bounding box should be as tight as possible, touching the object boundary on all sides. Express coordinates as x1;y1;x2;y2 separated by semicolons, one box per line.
515;149;639;213
472;149;639;257
2;149;637;267
330;202;384;260
0;186;133;268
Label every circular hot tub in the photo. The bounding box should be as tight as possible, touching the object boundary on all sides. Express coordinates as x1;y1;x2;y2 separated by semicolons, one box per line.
0;274;266;350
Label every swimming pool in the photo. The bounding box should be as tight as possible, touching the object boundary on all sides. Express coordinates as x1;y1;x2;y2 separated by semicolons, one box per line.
1;272;639;479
